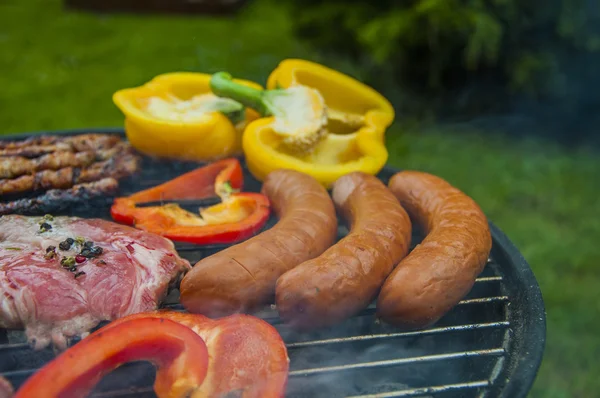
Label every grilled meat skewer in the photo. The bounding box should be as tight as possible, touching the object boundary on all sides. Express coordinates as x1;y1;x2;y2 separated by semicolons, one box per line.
0;152;96;179
0;142;133;179
0;178;119;216
0;135;59;149
0;134;121;158
0;133;141;216
0;153;140;196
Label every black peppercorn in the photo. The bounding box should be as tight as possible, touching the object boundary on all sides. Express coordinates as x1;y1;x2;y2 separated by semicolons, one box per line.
39;222;52;233
59;238;74;251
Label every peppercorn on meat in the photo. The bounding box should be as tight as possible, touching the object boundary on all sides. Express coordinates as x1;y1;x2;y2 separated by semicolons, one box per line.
0;215;191;351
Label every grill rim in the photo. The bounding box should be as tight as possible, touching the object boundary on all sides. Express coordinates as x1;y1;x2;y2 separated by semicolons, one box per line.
0;127;547;397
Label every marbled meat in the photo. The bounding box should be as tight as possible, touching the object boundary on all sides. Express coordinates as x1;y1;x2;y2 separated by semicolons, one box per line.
0;215;191;350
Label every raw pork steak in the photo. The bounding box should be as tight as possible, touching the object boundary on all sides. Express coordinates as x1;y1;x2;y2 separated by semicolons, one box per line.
0;215;191;350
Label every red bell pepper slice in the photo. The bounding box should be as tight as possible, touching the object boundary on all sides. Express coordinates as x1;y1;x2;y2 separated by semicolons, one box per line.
14;317;209;398
104;311;290;398
110;158;271;244
15;311;289;398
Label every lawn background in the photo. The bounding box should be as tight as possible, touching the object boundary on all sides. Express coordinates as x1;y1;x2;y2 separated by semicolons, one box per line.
1;1;599;397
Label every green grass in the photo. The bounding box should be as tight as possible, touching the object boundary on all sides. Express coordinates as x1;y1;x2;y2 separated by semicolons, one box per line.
387;127;600;398
1;1;599;397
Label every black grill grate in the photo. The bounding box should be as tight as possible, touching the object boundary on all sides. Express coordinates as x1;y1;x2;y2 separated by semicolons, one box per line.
0;129;546;398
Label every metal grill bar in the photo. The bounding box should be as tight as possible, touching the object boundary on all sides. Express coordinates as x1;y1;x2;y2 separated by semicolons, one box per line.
0;321;510;377
1;347;507;382
286;322;510;348
458;296;509;305
0;369;34;379
476;276;503;282
88;380;494;398
345;380;491;398
321;294;508;314
288;348;505;376
159;292;508;313
0;343;28;353
161;290;509;325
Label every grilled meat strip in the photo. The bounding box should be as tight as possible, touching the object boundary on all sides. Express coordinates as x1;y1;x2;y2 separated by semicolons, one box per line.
0;152;95;179
0;153;140;196
0;134;121;158
0;133;141;216
0;142;134;179
0;135;59;149
0;178;119;216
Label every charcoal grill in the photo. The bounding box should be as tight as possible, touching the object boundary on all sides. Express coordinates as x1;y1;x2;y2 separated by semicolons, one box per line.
0;128;546;398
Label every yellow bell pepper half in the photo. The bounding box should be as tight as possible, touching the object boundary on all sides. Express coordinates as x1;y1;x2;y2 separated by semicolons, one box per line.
242;59;395;188
113;72;263;162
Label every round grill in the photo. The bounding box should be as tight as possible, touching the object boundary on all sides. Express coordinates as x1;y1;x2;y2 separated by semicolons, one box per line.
0;129;546;398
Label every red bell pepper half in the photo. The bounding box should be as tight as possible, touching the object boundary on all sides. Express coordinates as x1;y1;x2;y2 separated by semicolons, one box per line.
110;158;271;245
15;311;290;398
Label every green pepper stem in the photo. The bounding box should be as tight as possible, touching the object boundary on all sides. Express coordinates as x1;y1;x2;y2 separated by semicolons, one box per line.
210;72;270;116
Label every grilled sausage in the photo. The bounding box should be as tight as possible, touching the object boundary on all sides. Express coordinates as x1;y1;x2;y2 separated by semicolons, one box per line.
377;171;492;329
180;169;338;318
275;172;412;330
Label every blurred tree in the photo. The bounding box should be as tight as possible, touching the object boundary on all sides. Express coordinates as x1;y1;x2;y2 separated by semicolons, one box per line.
285;0;600;118
65;0;249;15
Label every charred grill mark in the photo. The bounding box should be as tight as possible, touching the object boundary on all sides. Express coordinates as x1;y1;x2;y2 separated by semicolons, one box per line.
0;178;119;215
72;167;82;186
78;153;140;183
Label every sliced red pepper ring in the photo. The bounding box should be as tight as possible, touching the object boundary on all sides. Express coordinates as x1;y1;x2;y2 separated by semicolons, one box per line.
13;317;209;398
103;311;290;398
110;158;271;244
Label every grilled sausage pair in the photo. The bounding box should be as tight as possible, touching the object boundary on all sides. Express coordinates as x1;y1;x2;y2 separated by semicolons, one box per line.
181;168;492;330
